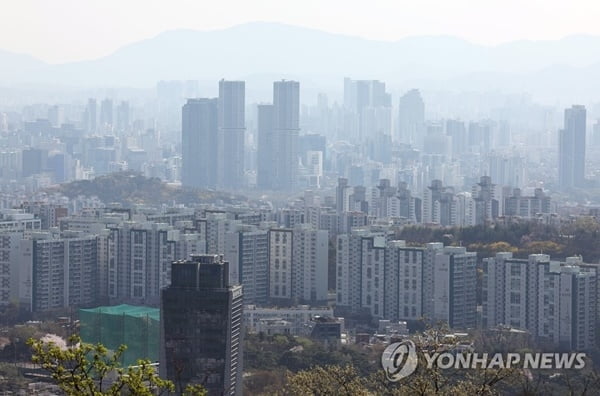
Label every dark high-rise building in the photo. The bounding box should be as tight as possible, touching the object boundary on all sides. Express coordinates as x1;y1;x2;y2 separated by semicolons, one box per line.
559;105;586;190
182;98;218;188
256;104;274;189
218;80;245;190
273;80;300;191
397;89;425;147
160;254;243;396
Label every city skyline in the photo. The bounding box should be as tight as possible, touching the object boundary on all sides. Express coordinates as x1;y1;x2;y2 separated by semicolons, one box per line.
3;4;600;394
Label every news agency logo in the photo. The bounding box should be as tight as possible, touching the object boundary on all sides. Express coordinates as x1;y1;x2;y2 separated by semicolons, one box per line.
381;341;587;382
381;340;418;381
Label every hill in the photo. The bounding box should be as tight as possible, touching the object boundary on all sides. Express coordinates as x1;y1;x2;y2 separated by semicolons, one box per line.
48;172;249;206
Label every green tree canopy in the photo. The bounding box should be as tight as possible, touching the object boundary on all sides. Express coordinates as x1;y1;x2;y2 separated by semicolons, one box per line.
27;335;206;396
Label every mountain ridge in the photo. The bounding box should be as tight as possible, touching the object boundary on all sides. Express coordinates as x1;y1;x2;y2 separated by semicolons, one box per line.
1;22;600;100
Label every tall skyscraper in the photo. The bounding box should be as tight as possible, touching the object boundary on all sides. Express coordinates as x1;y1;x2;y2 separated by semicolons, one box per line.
256;104;274;189
85;98;97;133
47;105;63;128
343;78;390;113
99;98;113;132
559;105;586;189
160;254;243;396
446;119;466;158
181;98;218;188
273;80;300;191
116;101;130;132
397;89;425;147
218;80;245;189
343;78;391;141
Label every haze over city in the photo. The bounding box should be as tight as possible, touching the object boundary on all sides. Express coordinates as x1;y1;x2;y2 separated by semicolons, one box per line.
2;2;600;395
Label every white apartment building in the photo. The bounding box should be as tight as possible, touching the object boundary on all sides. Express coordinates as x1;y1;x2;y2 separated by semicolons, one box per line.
291;224;328;304
20;231;98;312
225;225;269;305
336;232;477;329
483;253;597;350
268;228;293;302
106;221;203;306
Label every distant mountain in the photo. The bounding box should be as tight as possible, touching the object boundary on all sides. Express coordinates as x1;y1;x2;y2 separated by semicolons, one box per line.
0;49;47;82
3;22;600;99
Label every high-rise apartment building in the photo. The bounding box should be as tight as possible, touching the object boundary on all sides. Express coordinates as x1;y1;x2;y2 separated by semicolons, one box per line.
196;211;242;255
160;254;243;396
85;98;97;133
0;231;33;309
218;80;245;189
422;179;456;226
106;222;203;306
472;176;500;225
446;119;467;158
336;177;350;214
343;78;391;141
291;224;328;304
256;104;275;189
558;105;586;189
99;98;113;132
503;188;552;218
268;228;293;303
273;80;300;191
397;89;425;147
116;101;130;132
21;231;98;312
483;253;597;350
431;246;477;329
336;232;477;329
225;225;269;305
181;98;219;188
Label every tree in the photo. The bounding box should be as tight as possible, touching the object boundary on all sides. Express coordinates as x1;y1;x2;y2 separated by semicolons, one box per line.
27;335;206;396
283;324;522;396
284;364;371;396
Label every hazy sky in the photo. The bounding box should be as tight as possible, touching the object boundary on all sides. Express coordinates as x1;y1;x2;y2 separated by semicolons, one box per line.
4;0;598;63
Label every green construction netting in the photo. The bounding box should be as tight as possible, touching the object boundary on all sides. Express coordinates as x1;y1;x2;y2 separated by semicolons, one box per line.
79;304;160;367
